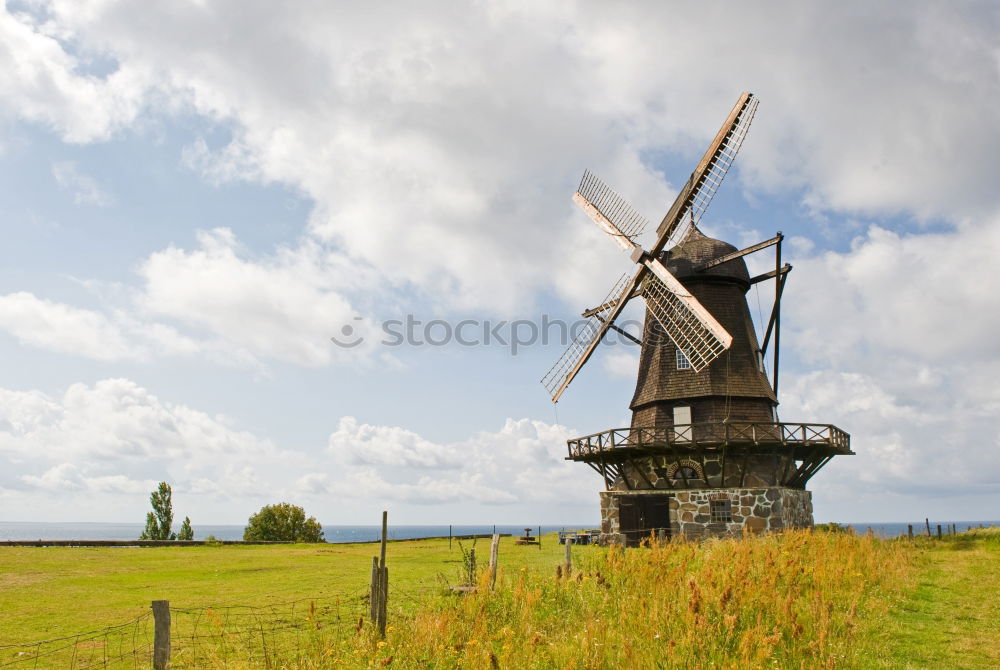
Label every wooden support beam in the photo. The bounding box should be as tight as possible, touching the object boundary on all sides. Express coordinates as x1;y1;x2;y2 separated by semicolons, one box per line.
581;288;642;317
694;234;782;272
719;444;729;488
773;234;782;397
609;323;642;346
739;449;751;487
628;454;655;489
760;269;788;355
749;263;791;285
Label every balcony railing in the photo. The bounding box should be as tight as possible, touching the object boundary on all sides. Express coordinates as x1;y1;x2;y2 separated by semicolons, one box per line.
567;422;851;460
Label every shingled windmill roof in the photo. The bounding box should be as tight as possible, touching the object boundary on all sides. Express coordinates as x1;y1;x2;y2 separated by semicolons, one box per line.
662;227;750;285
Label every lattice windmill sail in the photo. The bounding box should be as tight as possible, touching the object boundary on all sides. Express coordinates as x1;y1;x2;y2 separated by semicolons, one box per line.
542;92;759;402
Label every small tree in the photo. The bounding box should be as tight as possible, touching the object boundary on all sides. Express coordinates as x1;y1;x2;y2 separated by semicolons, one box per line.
243;503;324;543
138;482;176;540
178;516;194;541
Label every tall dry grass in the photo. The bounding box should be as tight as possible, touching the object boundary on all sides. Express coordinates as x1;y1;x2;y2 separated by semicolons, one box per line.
202;530;915;669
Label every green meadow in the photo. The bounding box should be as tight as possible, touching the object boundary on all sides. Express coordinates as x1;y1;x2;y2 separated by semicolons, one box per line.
1;529;998;668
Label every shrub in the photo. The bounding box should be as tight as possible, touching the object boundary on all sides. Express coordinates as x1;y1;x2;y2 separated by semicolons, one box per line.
243;503;324;543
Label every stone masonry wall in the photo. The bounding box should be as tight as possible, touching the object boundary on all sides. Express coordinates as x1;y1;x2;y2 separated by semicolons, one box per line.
599;487;813;543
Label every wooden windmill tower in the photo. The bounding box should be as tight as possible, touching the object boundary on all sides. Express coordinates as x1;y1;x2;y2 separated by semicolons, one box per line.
543;92;853;545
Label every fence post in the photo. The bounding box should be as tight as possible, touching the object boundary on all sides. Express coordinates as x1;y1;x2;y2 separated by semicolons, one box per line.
564;537;573;577
907;524;913;539
538;525;542;551
489;533;500;590
152;600;170;670
925;518;931;537
936;524;942;540
369;556;379;622
377;511;388;637
378;566;388;638
449;524;452;549
469;547;476;585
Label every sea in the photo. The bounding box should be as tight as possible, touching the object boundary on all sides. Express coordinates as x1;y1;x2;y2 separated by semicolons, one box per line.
0;522;593;542
1;520;996;542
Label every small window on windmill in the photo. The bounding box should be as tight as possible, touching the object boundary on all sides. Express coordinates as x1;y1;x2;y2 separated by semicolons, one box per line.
676;348;691;370
710;499;732;523
673;466;700;481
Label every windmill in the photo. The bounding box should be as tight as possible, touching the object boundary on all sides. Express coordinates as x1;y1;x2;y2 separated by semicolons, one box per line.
544;93;853;545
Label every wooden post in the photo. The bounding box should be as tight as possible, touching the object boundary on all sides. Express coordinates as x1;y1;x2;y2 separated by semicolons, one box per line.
366;512;389;635
489;534;500;590
369;556;379;622
469;548;476;585
449;524;452;549
564;537;573;577
152;600;170;670
378;566;388;638
538;525;542;551
907;524;913;539
937;524;942;540
925;518;932;537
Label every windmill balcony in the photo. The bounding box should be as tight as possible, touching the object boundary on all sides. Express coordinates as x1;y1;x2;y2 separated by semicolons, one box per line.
566;422;852;491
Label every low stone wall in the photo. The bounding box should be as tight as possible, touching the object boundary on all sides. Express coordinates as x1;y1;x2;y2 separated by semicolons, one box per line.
599;487;813;543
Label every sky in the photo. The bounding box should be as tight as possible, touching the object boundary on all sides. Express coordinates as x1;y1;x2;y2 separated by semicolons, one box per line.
1;0;999;526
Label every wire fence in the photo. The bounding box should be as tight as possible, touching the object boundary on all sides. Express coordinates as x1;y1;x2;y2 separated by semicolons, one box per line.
0;585;454;669
0;614;153;669
2;520;495;668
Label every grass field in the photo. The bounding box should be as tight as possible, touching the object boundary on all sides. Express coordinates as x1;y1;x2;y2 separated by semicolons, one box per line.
1;528;997;668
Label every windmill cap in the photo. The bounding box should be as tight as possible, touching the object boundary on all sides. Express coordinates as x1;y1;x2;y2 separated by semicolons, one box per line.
662;227;750;285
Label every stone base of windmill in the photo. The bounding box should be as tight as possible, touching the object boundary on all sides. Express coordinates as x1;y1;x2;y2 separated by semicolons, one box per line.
598;487;813;545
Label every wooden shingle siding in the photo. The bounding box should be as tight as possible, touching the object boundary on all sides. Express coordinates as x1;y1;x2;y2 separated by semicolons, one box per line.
630;228;777;426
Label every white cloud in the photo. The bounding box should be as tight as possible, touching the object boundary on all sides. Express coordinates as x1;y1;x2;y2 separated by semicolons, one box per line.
0;377;594;520
789;219;1000;365
136;229;365;367
51;160;113;206
3;1;996;318
328;416;461;469
0;378;275;467
21;463;157;494
0;291;141;360
326;416;591;507
778;215;1000;499
347;468;518;505
0;7;147;142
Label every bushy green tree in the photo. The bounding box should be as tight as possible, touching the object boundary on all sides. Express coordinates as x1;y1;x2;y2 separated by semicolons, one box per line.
178;516;194;541
243;503;324;543
139;482;176;540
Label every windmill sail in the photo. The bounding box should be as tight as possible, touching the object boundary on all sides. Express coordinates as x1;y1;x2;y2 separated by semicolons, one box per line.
541;272;634;400
642;271;730;372
575;170;651;245
654;93;759;253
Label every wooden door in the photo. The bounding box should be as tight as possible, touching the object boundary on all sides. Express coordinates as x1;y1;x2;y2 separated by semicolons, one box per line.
619;495;672;547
